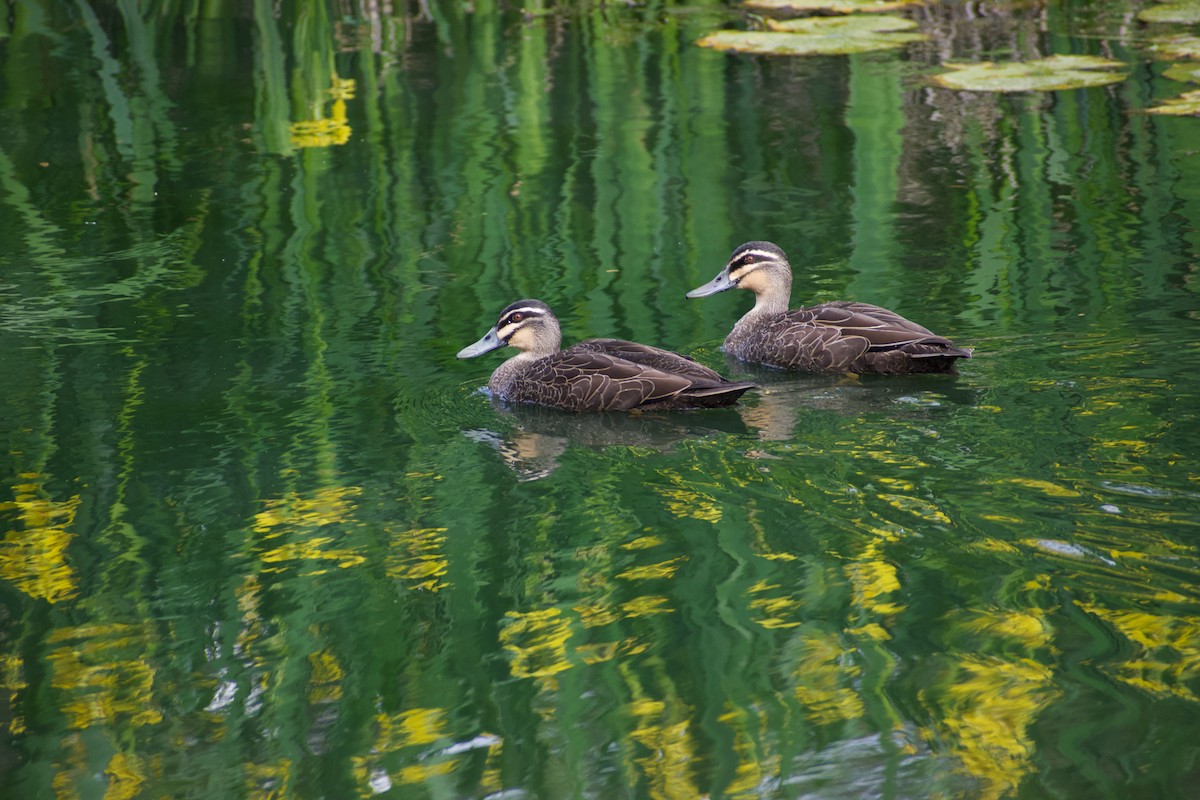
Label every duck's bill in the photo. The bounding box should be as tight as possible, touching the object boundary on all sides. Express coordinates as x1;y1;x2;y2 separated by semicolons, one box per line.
457;327;504;358
686;271;736;298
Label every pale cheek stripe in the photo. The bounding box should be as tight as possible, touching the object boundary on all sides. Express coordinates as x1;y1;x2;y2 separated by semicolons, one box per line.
498;308;547;339
504;307;547;319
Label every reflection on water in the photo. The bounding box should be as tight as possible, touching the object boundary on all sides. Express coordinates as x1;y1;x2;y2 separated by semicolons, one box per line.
465;396;751;480
726;360;984;440
1;2;1199;800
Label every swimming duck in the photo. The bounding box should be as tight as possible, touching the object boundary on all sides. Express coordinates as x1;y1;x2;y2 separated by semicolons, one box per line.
457;299;755;412
687;241;973;374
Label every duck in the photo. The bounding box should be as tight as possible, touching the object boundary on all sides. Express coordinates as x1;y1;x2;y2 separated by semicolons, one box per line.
457;299;755;412
686;241;973;374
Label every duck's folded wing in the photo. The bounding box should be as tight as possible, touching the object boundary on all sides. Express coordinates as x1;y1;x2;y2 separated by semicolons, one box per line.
805;302;954;349
753;315;870;372
514;351;695;411
571;339;726;383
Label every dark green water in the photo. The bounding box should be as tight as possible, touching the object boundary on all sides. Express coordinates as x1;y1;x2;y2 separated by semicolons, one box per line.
2;2;1199;798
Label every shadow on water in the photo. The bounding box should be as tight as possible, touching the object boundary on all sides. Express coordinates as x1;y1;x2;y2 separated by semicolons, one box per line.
463;394;751;480
719;357;984;440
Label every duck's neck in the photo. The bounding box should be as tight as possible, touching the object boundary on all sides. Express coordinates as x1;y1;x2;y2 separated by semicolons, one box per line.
728;278;790;349
736;280;790;326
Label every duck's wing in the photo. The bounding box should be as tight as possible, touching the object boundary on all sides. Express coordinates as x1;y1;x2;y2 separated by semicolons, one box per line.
507;350;698;412
570;339;728;383
751;313;871;372
804;302;958;350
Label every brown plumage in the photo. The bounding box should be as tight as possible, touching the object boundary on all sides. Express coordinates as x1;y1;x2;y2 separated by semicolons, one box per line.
456;300;755;412
687;241;973;374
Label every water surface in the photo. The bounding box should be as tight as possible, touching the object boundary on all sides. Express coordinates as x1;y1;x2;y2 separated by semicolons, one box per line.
1;2;1199;798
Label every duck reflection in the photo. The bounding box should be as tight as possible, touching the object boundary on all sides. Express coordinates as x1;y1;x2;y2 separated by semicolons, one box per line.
730;359;982;441
464;395;750;480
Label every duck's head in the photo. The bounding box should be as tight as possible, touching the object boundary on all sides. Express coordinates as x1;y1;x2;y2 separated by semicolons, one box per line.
686;241;793;301
457;299;562;359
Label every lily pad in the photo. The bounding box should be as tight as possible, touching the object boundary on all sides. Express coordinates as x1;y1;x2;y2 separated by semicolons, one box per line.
1164;62;1200;82
745;0;928;14
931;55;1127;92
1150;34;1200;61
1144;88;1200;115
1139;3;1200;24
697;15;927;56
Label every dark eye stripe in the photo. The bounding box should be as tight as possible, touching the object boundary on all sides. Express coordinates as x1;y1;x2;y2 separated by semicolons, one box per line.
500;306;546;328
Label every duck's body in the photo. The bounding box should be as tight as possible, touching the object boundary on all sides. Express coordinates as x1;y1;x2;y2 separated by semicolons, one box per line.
458;300;754;412
688;242;973;375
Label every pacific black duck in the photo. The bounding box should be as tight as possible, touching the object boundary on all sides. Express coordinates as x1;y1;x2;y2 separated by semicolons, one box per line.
687;241;973;374
457;299;755;412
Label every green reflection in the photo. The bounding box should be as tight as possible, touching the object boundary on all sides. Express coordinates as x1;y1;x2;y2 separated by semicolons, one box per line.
1;3;1199;800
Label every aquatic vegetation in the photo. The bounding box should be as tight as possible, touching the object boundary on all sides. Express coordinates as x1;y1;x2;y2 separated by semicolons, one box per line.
1144;88;1200;115
1149;33;1200;60
931;55;1127;92
1139;2;1200;24
1163;62;1200;83
697;15;927;56
743;0;930;14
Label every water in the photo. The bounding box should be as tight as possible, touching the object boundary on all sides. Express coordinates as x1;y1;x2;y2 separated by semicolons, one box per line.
1;2;1199;798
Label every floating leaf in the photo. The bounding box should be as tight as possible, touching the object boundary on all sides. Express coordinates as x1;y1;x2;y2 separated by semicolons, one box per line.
766;14;918;32
697;15;927;56
1139;3;1200;24
1150;34;1200;61
1144;88;1200;115
1164;62;1200;83
745;0;929;14
931;55;1127;92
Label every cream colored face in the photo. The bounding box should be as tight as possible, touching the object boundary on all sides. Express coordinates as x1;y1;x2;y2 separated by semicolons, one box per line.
496;306;550;350
732;263;769;292
726;248;782;292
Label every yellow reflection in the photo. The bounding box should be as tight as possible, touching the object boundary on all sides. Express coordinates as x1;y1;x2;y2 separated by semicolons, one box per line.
245;759;291;800
655;468;723;522
845;546;904;616
997;477;1080;498
620;595;674;617
748;581;802;629
961;610;1054;652
576;637;649;664
720;705;780;798
0;476;80;603
622;536;664;550
289;77;355;149
398;759;458;785
1;655;25;734
1081;604;1200;701
47;624;163;730
254;486;366;572
308;650;344;703
103;751;146;800
386;526;449;592
500;608;573;685
792;631;865;725
630;701;700;799
932;656;1058;800
616;558;685;581
574;601;622;628
877;493;952;524
254;486;360;532
377;707;447;749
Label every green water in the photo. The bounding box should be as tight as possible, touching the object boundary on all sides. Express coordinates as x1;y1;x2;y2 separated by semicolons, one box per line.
2;2;1199;798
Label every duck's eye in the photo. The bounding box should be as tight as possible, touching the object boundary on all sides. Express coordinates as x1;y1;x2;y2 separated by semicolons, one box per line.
511;313;524;323
740;256;755;267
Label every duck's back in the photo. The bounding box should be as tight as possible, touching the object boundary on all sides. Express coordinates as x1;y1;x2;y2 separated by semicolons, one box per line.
570;339;728;383
727;302;972;374
491;345;752;412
